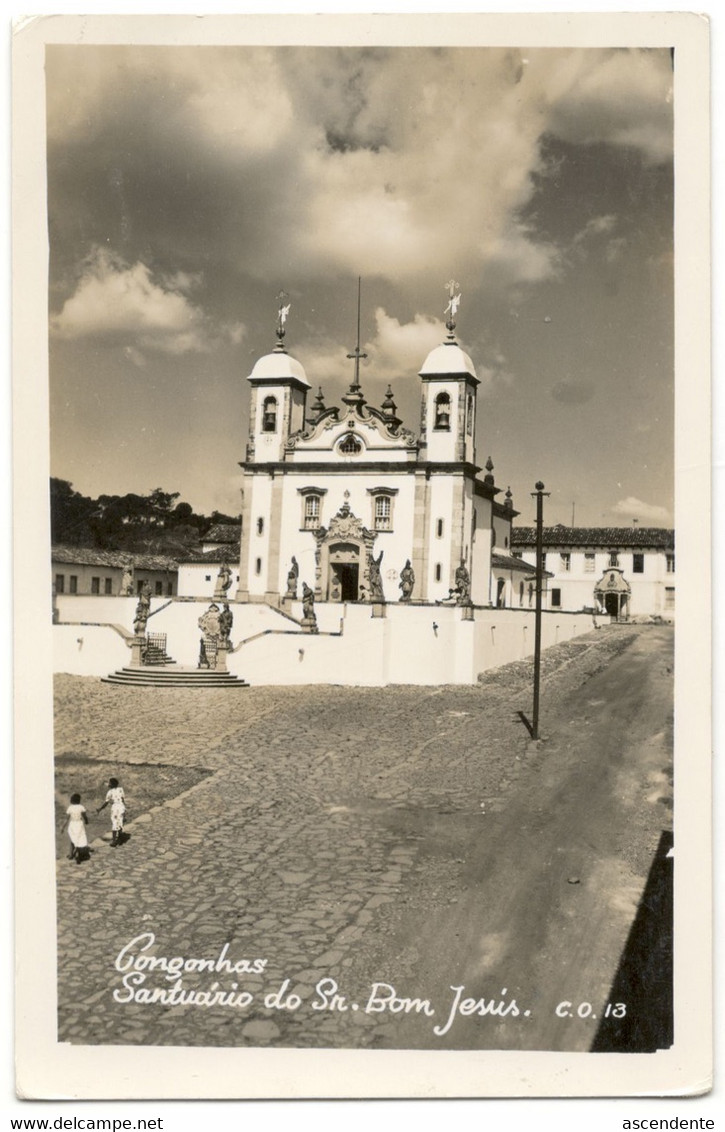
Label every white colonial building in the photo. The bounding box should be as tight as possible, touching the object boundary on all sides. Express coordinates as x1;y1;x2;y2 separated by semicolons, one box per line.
236;310;518;609
510;525;675;620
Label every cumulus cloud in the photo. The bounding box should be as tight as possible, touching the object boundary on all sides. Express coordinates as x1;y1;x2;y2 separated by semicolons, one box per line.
612;496;671;523
541;48;673;164
46;45;672;294
50;247;244;356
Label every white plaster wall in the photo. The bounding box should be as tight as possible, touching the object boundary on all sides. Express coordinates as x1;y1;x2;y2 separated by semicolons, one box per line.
427;476;455;599
492;510;514;554
473;609;593;678
54;624;131;676
177;563;241;598
53;599;596;683
228;604;593;687
275;471;419;603
471;499;493;606
246;476;273;596
55;594;168;629
518;549;674;617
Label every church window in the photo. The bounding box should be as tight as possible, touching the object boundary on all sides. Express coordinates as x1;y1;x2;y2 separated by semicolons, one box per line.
257;517;264;536
551;588;561;608
434;392;451;431
560;552;571;572
584;553;595;572
155;581;163;595
633;553;644;573
519;581;525;605
496;578;506;607
466;393;474;436
367;487;397;532
435;563;442;582
105;577;113;594
338;432;363;456
91;577;100;594
262;397;277;433
609;551;619;567
255;557;262;575
374;495;391;531
436;518;444;538
69;576;78;593
666;554;675;573
304;494;321;529
55;574;65;594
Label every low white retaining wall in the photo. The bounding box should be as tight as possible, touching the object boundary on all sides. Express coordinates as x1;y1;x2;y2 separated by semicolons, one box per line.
52;597;596;684
53;624;131;676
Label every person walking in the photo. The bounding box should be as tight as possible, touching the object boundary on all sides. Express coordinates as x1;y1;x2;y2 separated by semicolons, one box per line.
63;793;90;864
97;777;127;847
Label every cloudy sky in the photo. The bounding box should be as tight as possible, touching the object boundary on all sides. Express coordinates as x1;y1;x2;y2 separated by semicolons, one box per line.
46;43;674;526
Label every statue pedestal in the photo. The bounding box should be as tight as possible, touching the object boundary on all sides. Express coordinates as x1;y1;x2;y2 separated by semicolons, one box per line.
215;642;229;671
301;618;319;634
460;604;474;621
130;635;146;666
371;601;386;619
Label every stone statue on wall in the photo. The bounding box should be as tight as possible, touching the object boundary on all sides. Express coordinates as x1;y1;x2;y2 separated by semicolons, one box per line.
219;602;233;644
133;583;152;635
399;560;415;601
301;582;319;633
214;562;233;600
368;550;384;602
285;556;299;600
454;561;471;606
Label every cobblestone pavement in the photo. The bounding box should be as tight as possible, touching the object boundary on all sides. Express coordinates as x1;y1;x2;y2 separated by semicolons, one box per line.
54;626;668;1049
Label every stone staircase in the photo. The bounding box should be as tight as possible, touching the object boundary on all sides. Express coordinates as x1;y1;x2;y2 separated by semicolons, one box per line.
143;641;175;666
101;666;249;689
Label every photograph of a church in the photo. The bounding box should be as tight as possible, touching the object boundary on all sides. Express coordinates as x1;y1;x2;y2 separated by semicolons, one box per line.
16;21;709;1097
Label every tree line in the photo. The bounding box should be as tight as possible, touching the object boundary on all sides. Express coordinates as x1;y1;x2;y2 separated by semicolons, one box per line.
50;478;240;555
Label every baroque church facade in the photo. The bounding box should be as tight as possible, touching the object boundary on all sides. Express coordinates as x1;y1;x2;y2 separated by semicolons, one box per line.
236;298;523;610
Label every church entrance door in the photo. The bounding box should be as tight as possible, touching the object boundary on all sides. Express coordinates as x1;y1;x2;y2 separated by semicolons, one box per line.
338;564;359;602
327;541;361;602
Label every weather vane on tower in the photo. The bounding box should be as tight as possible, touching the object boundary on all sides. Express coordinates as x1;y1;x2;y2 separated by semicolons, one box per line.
276;290;291;348
444;278;462;338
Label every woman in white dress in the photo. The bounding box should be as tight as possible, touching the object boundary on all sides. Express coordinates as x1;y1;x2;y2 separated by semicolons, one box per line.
97;777;127;847
64;793;89;863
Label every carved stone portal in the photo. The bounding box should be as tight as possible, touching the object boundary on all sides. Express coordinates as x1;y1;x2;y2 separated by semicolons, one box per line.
313;502;377;603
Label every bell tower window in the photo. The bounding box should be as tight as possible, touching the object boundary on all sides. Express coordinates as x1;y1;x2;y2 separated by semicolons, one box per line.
262;396;278;433
434;392;451;431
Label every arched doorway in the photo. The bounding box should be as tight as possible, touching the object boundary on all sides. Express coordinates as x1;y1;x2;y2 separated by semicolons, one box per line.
328;541;360;602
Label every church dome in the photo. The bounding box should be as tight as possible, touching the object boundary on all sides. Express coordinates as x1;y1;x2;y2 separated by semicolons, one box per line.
419;341;477;379
249;350;310;388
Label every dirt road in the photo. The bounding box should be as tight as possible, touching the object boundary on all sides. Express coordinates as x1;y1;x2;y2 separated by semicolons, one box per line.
338;625;673;1051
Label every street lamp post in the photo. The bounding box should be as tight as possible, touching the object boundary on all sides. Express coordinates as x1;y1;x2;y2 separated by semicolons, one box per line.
519;480;550;740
